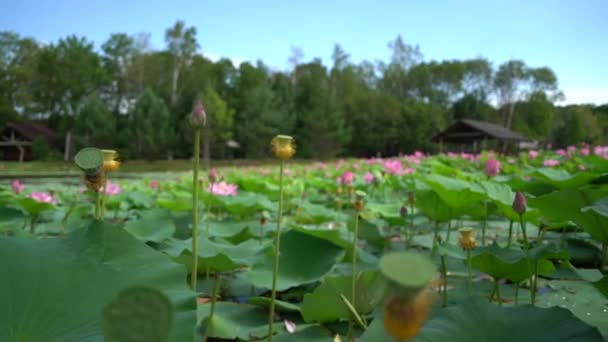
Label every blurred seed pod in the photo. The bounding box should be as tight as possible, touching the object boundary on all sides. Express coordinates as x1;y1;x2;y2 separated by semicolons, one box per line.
271;135;296;160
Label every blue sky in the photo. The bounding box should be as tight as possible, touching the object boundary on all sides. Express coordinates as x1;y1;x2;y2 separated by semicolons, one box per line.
1;0;607;104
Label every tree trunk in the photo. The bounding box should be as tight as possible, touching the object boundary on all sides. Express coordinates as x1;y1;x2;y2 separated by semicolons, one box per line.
170;66;179;106
506;102;515;130
64;131;71;161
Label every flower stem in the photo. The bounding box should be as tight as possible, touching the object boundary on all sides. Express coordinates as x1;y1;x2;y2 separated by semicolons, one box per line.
268;160;285;342
514;282;519;304
494;279;502;306
29;214;39;234
95;190;101;220
507;220;513;247
466;248;473;297
347;211;360;339
406;202;415;248
440;254;448;307
531;261;538;305
202;272;221;342
482;201;487;246
191;128;201;291
601;243;607;271
100;174;107;219
432;221;440;257
519;214;533;304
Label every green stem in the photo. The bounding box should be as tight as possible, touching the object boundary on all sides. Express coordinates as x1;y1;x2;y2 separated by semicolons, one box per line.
445;220;451;243
494;279;502;306
531;261;538;305
440;254;448;307
466;248;473;297
600;243;607;271
191;128;201;291
507;220;513;248
100;174;107;219
202;272;221;342
347;212;360;339
268;160;285;342
482;201;487;246
205;189;212;239
519;214;533;304
29;214;39;234
514;282;519;304
406;202;414;248
432;221;440;257
95;190;101;220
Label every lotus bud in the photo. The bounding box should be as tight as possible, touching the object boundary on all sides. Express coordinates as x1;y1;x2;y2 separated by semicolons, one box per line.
209;168;218;183
191;100;207;128
260;211;269;226
458;227;476;250
484;159;501;177
513;191;527;215
271;135;296;160
400;205;408;218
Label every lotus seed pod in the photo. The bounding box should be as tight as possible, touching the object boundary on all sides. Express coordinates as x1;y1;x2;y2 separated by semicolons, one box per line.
458;227;477;250
271;135;295;160
101;150;121;173
74;147;104;175
383;287;435;341
408;192;415;206
513;191;527;215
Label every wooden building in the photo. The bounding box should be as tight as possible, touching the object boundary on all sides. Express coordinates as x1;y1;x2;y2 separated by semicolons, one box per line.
431;119;530;153
0;122;58;161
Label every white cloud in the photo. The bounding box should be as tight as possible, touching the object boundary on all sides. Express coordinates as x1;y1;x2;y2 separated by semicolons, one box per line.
558;86;608;105
203;52;246;68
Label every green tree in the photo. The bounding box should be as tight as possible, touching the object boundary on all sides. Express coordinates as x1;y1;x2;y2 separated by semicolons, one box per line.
73;93;116;149
512;91;554;140
130;88;174;159
101;33;136;113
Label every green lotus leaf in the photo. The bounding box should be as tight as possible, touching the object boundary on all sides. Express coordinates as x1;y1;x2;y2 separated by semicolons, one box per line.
0;221;196;341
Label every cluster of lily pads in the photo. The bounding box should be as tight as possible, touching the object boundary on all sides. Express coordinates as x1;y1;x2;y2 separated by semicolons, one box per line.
1;143;607;341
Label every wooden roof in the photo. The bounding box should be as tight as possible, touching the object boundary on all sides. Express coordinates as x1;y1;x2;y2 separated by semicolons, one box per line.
431;119;529;144
1;122;57;145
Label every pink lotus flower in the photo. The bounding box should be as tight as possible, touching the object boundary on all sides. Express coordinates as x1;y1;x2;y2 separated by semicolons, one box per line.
528;150;539;159
546;143;552;150
404;167;416;175
209;168;219;183
363;172;374;184
384;159;403;175
567;145;577;153
207;181;238;196
508;158;516;164
150;180;160;190
11;180;25;194
556;149;567;156
543;159;560;167
102;180;122;195
339;171;355;186
30;192;57;204
484;159;501;177
581;147;590;156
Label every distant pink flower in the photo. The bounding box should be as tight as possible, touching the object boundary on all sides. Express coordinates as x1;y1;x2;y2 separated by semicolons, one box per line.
209;168;219;183
546;143;552;150
207;181;238;196
384;159;403;175
30;192;57;204
103;180;122;195
364;172;374;184
512;191;527;215
414;151;425;158
543;159;560;167
339;171;355;186
484;159;501;177
508;158;516;164
567;145;577;153
404;167;416;175
556;149;567;156
150;180;160;190
581;147;590;156
528;150;539;159
11;180;25;194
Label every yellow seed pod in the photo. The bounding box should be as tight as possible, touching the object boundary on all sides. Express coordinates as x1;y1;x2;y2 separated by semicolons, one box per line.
458;227;477;250
101;149;120;172
271;135;296;160
383;288;435;341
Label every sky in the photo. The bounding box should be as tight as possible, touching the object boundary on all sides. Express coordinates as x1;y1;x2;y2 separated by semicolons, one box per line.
1;0;607;105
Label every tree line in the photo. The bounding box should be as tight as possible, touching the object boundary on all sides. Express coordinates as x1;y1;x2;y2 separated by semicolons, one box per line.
1;21;607;160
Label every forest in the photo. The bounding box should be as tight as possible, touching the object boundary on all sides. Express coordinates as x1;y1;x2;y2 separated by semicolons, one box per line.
1;20;607;160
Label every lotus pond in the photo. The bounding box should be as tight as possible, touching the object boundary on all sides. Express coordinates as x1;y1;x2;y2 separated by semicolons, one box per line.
1;146;608;341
